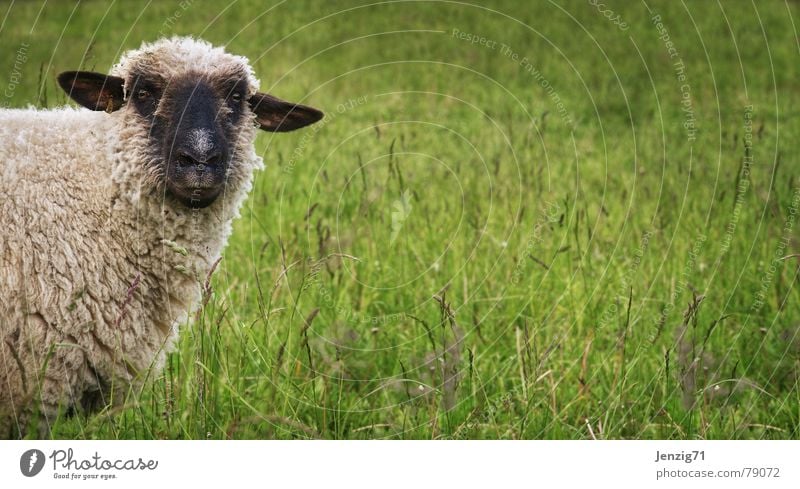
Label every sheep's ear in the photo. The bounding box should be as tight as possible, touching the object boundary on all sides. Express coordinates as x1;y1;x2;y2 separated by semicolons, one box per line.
57;71;125;112
249;92;323;132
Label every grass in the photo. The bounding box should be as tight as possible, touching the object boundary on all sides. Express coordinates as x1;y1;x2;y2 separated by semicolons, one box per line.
1;0;799;439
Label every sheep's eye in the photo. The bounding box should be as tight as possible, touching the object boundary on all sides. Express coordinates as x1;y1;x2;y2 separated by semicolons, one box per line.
136;88;150;100
231;92;243;103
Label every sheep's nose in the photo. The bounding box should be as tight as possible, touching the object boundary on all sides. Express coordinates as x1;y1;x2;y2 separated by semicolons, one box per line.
175;147;223;168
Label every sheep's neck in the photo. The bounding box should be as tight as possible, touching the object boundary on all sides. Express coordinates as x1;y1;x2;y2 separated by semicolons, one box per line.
105;117;258;332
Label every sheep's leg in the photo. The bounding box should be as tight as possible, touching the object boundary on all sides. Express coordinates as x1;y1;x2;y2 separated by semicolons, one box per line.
0;391;61;439
0;326;34;439
13;401;59;439
6;313;90;439
12;370;114;439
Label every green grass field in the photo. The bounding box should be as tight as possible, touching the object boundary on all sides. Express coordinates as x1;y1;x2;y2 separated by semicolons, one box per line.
2;0;799;439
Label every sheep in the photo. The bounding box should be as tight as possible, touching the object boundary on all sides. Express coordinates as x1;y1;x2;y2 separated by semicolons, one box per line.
0;37;323;438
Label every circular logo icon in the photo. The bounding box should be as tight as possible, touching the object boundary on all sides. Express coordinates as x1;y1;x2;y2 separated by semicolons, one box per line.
20;449;45;477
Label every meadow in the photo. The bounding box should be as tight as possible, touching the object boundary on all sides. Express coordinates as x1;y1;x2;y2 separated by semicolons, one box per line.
1;0;798;439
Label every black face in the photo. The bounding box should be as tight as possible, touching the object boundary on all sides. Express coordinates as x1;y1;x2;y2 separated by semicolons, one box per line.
129;72;249;208
57;67;324;209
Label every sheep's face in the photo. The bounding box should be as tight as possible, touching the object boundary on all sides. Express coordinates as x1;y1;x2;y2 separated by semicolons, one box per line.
128;70;246;208
57;38;323;209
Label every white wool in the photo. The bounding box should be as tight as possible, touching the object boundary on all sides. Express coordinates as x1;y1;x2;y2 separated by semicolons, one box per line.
0;37;266;437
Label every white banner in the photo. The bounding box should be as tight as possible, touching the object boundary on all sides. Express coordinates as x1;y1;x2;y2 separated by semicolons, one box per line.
1;440;797;488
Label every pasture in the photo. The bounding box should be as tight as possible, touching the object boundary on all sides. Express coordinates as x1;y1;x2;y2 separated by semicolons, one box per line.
1;0;798;439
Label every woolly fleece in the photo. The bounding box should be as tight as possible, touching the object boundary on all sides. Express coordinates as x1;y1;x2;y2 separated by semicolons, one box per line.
0;38;267;436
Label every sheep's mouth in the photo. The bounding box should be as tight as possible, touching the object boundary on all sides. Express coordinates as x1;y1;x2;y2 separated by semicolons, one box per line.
165;165;226;208
167;183;223;209
164;154;228;208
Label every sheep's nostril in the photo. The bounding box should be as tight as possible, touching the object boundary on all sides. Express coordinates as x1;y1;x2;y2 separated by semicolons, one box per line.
204;151;222;167
175;148;223;170
175;150;197;167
